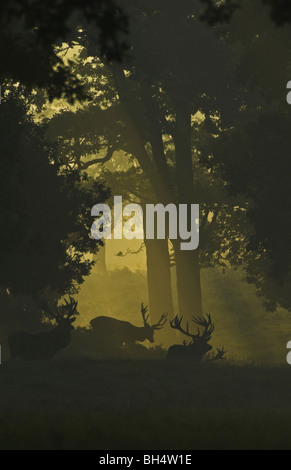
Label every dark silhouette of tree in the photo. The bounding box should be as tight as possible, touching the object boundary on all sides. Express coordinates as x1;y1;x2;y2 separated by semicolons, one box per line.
204;106;291;311
0;89;109;298
0;0;128;101
45;26;248;322
104;0;237;319
200;0;291;27
199;5;291;310
36;0;290;320
200;0;240;25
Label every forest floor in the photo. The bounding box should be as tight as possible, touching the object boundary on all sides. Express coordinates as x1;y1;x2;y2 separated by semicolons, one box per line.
0;357;291;450
1;267;291;449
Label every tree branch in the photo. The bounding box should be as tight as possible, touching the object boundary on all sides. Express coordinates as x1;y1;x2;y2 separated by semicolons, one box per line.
80;146;115;170
111;64;173;204
115;242;145;257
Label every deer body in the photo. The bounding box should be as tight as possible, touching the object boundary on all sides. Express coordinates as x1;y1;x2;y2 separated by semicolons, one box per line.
9;325;72;361
8;298;78;361
90;317;154;346
167;340;212;362
90;304;167;347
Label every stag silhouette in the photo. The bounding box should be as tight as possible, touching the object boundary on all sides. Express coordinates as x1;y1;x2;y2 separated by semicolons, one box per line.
90;303;167;348
167;313;226;362
8;298;78;361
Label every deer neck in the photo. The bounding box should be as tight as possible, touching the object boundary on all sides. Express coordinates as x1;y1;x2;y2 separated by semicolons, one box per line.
54;325;71;343
136;326;151;341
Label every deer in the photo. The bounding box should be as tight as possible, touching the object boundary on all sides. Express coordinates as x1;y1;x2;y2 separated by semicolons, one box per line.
90;303;168;348
167;313;226;362
8;297;78;361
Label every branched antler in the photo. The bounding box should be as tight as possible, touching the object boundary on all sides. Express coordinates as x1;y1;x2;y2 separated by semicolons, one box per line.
62;297;79;319
45;297;79;324
141;303;168;330
141;303;150;326
170;313;215;343
170;315;196;340
192;314;215;342
152;312;168;330
208;347;227;361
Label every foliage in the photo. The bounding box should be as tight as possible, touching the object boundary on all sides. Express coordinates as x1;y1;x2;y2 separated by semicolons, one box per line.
0;0;129;101
44;7;247;270
200;0;291;27
0;91;109;297
198;5;291;309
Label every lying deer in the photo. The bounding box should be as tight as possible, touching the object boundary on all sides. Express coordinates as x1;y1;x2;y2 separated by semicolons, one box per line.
167;313;226;362
8;297;78;361
90;303;167;348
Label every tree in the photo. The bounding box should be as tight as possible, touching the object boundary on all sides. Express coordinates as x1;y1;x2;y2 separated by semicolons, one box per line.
0;89;109;299
200;0;291;27
199;2;291;310
0;0;128;101
44;9;248;323
104;164;175;321
103;0;238;318
48;108;176;322
204;105;291;311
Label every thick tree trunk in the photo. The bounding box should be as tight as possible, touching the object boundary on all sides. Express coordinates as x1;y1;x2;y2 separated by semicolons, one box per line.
174;108;203;318
144;237;174;322
113;67;202;319
175;248;202;317
93;243;108;276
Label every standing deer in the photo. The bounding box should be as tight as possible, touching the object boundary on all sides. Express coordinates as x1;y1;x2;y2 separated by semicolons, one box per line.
167;313;226;362
90;303;168;348
8;298;78;361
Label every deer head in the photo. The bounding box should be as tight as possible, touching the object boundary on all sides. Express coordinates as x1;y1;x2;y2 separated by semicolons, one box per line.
141;303;168;343
8;297;79;361
47;297;79;331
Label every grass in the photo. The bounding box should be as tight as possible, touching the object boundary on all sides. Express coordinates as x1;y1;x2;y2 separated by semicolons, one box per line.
1;266;291;449
1;357;291;449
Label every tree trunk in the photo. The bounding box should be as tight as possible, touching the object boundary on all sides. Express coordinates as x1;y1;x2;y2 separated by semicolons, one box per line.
144;237;174;322
174;108;203;318
113;67;202;319
175;248;202;317
93;243;108;276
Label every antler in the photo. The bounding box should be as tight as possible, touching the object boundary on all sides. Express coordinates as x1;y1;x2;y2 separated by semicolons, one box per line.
208;347;227;361
42;297;78;324
192;313;215;342
152;312;168;330
62;297;78;319
141;303;150;326
169;315;197;340
141;303;168;330
42;300;62;322
170;313;215;343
